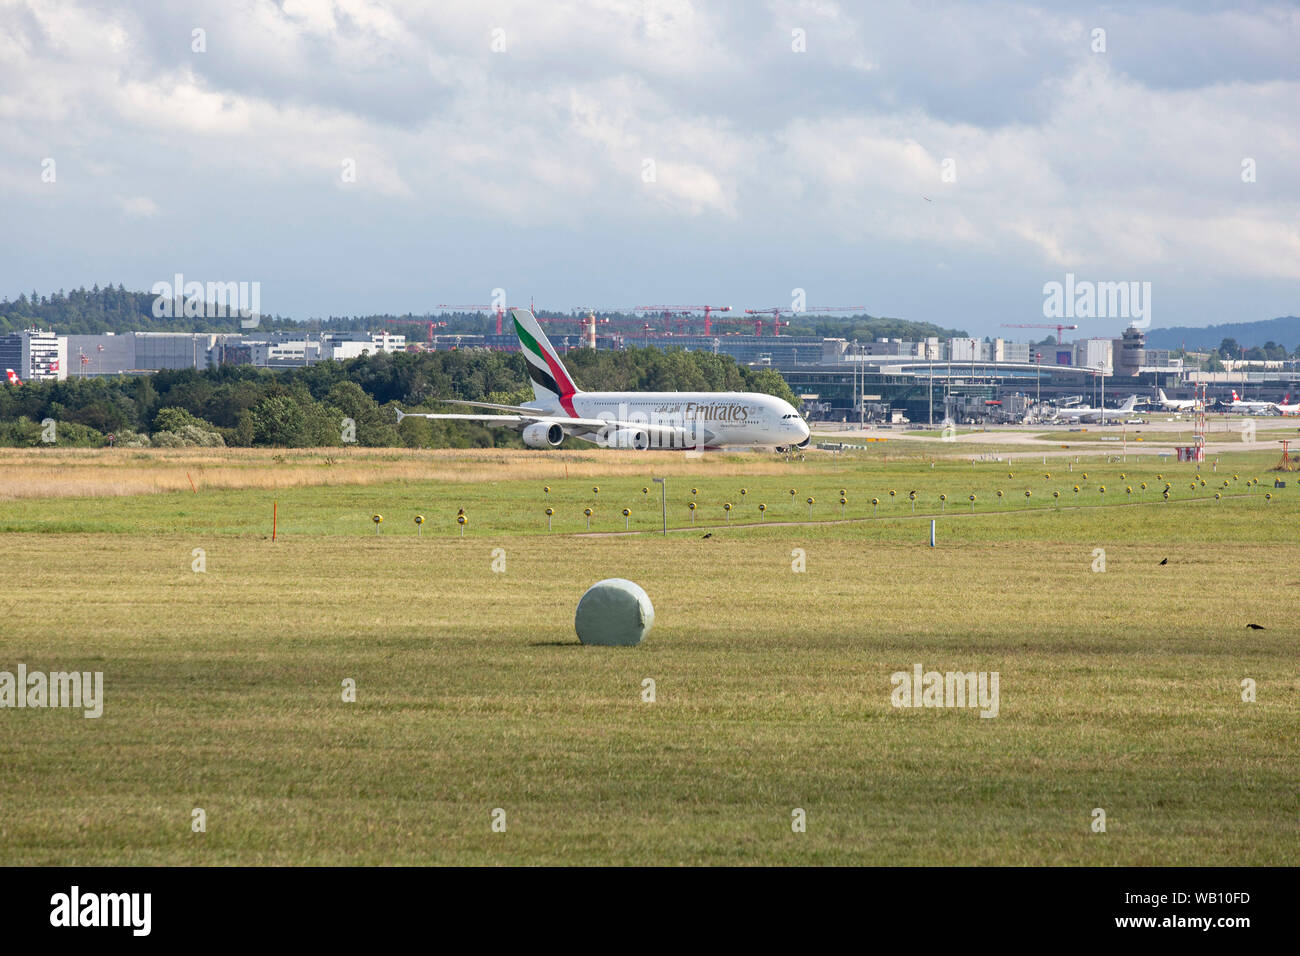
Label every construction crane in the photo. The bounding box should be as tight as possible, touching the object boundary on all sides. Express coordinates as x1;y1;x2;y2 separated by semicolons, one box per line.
436;303;510;335
744;306;866;336
710;314;768;336
383;316;446;346
635;305;732;335
529;307;633;349
1000;322;1079;345
632;307;695;335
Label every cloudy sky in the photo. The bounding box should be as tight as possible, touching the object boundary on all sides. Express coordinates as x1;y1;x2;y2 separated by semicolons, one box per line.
2;0;1297;336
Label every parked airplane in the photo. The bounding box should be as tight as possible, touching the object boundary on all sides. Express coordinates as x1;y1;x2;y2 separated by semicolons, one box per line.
1053;394;1141;422
1155;388;1196;411
396;309;811;451
1227;389;1275;413
1272;393;1298;415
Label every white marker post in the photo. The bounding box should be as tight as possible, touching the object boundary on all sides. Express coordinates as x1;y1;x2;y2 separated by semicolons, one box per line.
930;519;936;548
652;477;667;535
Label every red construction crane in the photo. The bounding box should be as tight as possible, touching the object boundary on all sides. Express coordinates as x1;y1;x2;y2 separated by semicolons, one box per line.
744;306;866;336
384;317;447;346
632;307;695;335
549;308;623;349
436;303;510;335
709;314;767;336
1000;322;1079;345
537;311;611;329
636;305;732;335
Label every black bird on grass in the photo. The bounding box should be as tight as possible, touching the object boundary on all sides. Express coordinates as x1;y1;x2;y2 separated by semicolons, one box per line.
1159;558;1168;565
701;533;713;539
1246;623;1265;630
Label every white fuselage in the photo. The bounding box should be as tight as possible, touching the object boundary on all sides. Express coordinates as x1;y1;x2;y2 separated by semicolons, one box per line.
536;390;810;449
1156;391;1196;411
1056;400;1137;423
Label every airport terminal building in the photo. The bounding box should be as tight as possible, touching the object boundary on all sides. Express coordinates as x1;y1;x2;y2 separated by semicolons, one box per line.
48;331;408;376
16;323;1298;423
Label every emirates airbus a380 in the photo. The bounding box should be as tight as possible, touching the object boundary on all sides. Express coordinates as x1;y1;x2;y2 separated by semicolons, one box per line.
397;308;811;451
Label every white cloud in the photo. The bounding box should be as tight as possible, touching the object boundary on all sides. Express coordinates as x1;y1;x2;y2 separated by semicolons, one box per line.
0;0;1296;324
115;195;158;218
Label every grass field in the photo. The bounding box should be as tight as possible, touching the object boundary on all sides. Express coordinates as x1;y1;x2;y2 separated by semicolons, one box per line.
1;443;1297;865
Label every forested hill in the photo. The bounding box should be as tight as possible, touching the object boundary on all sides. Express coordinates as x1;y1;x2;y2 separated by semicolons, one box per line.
0;286;296;334
1144;316;1300;352
0;344;798;449
0;286;491;335
2;286;963;340
784;315;967;340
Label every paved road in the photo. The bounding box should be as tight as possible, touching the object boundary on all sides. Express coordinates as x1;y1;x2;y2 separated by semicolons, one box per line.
812;419;1300;460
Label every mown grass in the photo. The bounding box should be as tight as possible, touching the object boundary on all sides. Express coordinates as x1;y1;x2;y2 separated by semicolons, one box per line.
0;447;1297;864
0;446;1289;539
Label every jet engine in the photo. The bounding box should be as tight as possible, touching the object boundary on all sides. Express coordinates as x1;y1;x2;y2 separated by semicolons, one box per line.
522;422;564;448
603;428;650;450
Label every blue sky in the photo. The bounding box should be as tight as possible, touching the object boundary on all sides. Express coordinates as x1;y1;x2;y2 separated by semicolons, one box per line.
1;0;1297;337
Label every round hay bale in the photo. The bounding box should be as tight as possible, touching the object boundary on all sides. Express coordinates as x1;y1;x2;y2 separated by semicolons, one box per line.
575;578;654;647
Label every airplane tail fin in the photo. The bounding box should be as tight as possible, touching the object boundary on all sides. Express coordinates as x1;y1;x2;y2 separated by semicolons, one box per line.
4;369;21;386
511;308;580;414
1121;395;1137;411
1157;388;1168;402
1232;390;1241;402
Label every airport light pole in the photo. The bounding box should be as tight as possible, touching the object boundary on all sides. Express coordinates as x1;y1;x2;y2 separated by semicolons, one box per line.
1035;351;1041;417
851;340;862;430
854;341;859;429
652;477;666;535
1098;362;1105;424
858;341;866;430
928;361;933;427
850;339;858;428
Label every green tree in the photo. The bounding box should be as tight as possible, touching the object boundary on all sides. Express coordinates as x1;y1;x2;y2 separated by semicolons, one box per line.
325;381;398;446
153;406;214;433
249;396;308;446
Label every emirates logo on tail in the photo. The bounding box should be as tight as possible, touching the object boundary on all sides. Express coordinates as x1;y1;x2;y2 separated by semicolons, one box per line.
511;309;580;416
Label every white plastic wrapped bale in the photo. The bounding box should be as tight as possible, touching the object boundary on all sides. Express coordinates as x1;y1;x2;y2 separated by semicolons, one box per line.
574;578;655;646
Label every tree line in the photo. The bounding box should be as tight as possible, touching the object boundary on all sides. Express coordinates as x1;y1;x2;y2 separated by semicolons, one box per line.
2;285;962;342
0;345;799;448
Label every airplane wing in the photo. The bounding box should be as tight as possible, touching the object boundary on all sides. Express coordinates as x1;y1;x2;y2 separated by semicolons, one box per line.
434;399;549;414
395;408;703;442
397;412;535;426
397;409;619;430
